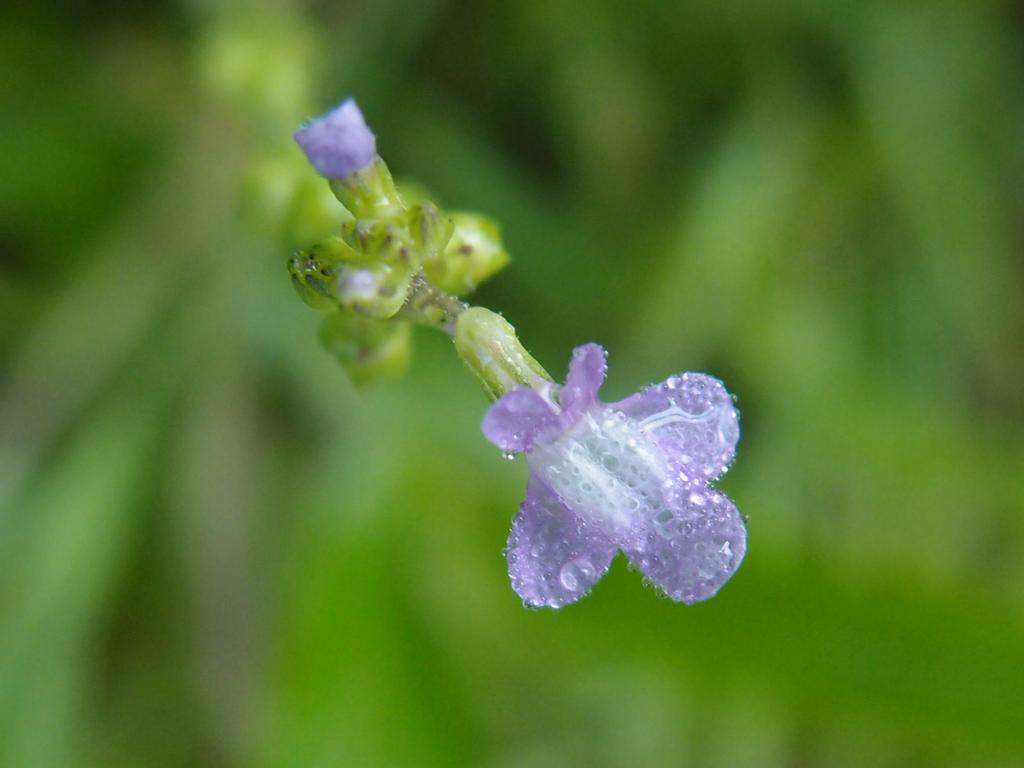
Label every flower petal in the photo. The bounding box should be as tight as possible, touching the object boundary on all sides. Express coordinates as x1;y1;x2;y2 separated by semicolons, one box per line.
612;372;739;482
482;388;558;453
294;99;377;179
624;488;746;604
560;343;607;419
506;478;617;608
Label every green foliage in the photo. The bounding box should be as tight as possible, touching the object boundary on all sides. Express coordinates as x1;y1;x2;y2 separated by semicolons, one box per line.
1;1;1023;767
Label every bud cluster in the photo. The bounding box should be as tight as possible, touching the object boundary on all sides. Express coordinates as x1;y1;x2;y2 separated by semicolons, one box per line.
290;100;512;385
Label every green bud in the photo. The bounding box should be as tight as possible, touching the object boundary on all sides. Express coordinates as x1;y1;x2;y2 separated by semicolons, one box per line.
288;240;344;310
290;235;377;310
319;312;411;386
306;234;361;263
328;156;405;219
340;219;418;270
289;257;336;310
454;307;552;400
336;262;415;318
406;201;454;261
424;212;510;296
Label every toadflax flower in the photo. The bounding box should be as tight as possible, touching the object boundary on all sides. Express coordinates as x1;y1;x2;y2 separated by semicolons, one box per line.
288;97;749;610
294;98;376;179
483;344;746;608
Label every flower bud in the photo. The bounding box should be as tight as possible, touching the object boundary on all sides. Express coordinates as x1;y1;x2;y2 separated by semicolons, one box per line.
336;263;414;318
406;201;455;261
294;99;376;180
339;219;418;270
424;212;509;295
288;236;358;310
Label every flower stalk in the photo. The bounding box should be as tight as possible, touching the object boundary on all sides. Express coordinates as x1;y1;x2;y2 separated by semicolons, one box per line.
396;274;467;335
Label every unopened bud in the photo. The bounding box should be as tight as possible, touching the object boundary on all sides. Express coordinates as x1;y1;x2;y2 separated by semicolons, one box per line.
454;308;552;400
425;212;509;295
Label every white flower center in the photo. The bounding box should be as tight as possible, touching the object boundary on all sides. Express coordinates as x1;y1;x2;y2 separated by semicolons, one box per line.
530;408;671;533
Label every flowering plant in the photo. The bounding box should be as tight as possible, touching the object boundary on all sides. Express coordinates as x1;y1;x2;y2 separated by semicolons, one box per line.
291;99;746;608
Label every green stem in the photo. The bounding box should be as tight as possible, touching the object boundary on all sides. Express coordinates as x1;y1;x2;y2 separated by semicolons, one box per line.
396;273;467;336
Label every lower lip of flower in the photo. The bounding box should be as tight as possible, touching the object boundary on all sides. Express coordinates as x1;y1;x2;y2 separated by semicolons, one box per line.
529;407;672;534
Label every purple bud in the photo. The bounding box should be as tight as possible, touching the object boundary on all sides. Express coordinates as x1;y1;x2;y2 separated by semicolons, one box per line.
294;99;377;179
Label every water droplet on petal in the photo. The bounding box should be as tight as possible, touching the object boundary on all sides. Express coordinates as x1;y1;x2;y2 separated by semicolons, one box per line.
559;558;596;591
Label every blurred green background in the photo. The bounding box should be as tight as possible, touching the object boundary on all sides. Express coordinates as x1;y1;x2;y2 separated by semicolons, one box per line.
2;1;1023;766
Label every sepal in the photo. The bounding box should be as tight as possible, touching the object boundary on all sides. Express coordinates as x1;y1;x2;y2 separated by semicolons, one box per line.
328;156;404;219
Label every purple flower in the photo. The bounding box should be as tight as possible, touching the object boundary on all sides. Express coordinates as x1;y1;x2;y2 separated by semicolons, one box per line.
483;344;746;608
294;99;376;179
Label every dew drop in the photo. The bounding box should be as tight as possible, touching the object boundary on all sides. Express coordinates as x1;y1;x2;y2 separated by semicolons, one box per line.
559;558;596;591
